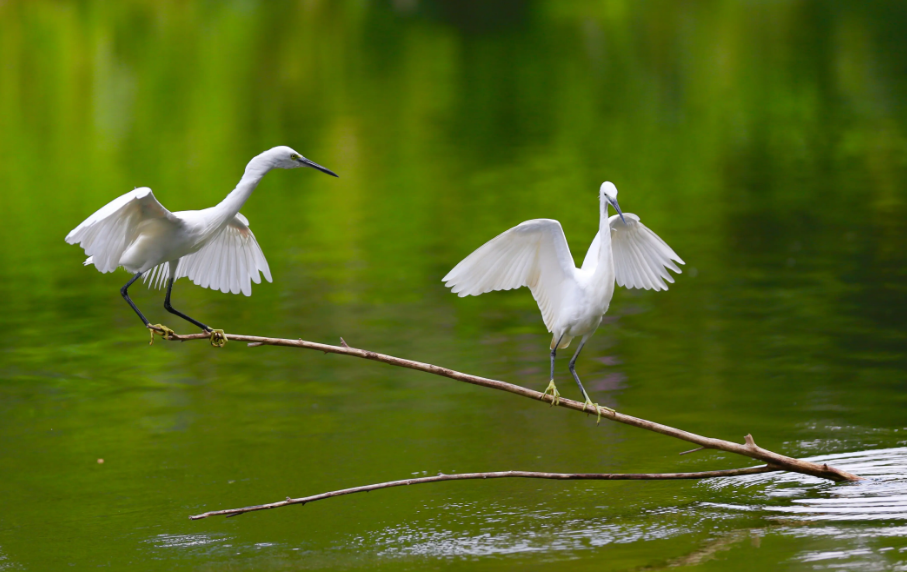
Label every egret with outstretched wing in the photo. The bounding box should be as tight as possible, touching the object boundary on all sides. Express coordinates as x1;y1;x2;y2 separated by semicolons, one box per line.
443;182;683;418
66;146;338;345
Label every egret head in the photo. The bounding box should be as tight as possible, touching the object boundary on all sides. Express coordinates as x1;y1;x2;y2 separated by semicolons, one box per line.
600;181;626;224
272;146;339;177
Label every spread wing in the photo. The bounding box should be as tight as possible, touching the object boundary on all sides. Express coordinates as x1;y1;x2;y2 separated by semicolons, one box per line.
601;213;684;291
65;187;177;273
144;213;272;296
181;213;271;296
442;219;576;332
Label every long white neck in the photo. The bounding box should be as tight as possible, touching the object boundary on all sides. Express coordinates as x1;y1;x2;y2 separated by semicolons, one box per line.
590;194;616;300
206;151;276;229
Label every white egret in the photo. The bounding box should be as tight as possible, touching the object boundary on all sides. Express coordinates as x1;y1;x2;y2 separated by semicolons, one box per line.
443;182;683;418
66;146;338;345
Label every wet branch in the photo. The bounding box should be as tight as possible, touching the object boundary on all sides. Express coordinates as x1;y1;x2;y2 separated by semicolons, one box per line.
189;466;778;520
149;326;861;518
152;326;861;483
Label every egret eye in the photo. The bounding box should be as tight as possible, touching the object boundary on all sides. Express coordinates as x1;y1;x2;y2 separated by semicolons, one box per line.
290;154;300;161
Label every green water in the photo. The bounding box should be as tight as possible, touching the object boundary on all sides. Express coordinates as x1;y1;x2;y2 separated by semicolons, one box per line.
1;1;906;569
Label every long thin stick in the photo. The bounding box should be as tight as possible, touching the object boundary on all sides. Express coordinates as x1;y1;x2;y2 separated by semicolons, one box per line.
189;466;779;520
152;327;861;483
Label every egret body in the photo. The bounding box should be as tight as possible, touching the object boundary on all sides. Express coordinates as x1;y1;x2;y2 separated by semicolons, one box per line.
443;182;683;417
66;146;338;344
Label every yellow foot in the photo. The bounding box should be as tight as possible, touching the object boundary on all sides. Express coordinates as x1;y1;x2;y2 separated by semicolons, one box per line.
543;379;561;406
148;324;176;345
583;398;615;425
207;328;227;348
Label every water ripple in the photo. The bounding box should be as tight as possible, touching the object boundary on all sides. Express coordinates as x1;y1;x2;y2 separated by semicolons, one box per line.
146;533;232;549
702;447;907;522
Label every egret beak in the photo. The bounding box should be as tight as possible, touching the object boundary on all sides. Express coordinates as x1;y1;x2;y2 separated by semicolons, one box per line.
297;156;339;177
608;196;627;224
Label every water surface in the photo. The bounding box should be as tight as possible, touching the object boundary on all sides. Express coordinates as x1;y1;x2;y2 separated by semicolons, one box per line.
0;1;906;570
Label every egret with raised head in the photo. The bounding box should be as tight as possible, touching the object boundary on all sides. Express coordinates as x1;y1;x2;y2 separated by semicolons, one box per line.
66;146;338;345
443;182;683;419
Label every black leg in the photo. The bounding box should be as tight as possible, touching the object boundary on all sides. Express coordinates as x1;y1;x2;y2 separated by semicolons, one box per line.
163;277;211;332
121;272;150;326
543;334;567;405
568;337;591;403
550;333;565;380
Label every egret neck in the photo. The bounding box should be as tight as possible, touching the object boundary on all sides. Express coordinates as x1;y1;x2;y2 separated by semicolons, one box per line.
589;192;616;309
204;151;276;232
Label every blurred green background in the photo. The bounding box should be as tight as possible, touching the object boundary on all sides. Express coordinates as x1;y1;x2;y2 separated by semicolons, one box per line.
1;0;906;570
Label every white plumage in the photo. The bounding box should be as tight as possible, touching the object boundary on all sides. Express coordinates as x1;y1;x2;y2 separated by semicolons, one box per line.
143;213;272;297
446;219;574;336
66;146;337;337
443;181;683;410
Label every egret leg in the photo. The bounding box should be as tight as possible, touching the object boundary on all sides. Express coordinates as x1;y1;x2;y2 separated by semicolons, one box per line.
163;277;226;347
121;272;151;327
163;277;209;331
543;334;565;406
568;336;614;424
121;272;172;344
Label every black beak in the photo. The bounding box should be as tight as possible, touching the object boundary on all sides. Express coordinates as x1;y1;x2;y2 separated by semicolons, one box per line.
298;156;339;177
608;196;627;224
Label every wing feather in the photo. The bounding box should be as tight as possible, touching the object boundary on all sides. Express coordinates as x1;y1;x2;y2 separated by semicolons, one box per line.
609;213;684;291
624;235;661;290
66;188;177;273
180;213;271;296
443;219;576;332
142;213;271;295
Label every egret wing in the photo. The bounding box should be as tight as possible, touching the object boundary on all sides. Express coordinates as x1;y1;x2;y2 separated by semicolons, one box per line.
609;213;684;291
442;219;576;332
171;213;272;296
65;187;177;273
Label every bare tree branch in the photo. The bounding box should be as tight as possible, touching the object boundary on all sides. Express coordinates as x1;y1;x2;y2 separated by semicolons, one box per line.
189;466;780;520
151;326;862;484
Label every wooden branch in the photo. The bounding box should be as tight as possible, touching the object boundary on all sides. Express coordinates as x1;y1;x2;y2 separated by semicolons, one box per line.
151;327;862;483
189;466;779;520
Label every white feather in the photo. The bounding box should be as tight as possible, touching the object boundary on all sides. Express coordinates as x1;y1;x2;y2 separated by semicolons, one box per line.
580;214;683;291
66;188;180;274
443;219;576;338
141;213;271;296
182;214;271;296
444;184;685;360
607;213;684;291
